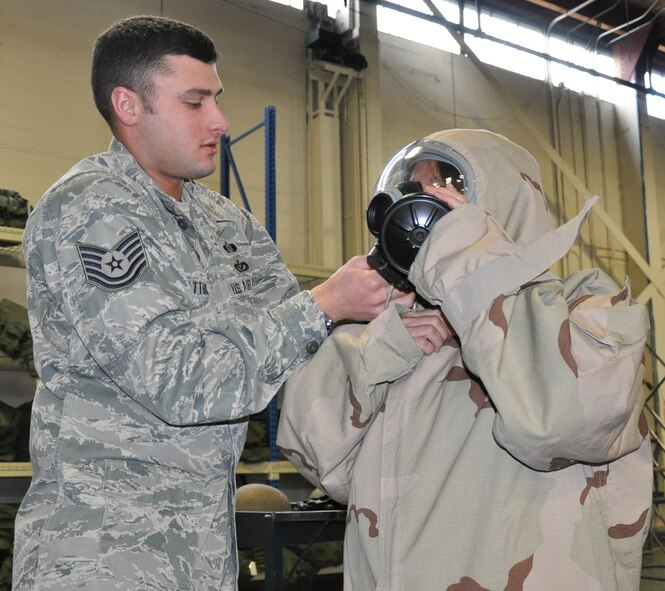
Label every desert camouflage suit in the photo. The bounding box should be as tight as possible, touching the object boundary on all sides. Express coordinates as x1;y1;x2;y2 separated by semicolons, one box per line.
278;129;652;590
14;138;328;590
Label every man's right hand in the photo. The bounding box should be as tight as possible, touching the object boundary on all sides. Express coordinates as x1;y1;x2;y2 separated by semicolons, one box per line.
311;255;415;323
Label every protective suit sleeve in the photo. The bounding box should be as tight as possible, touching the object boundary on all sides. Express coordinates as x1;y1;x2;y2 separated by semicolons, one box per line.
277;305;423;502
409;204;649;471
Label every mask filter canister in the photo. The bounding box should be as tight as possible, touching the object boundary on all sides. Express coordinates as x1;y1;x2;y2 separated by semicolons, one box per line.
366;181;451;292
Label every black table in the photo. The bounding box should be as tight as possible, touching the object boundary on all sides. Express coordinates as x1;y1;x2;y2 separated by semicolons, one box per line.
235;509;346;590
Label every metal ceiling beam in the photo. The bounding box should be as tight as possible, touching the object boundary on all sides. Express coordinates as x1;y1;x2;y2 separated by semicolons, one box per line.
521;0;665;54
377;0;665;99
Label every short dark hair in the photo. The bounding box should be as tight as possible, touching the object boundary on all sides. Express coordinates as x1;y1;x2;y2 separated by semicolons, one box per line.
91;15;218;127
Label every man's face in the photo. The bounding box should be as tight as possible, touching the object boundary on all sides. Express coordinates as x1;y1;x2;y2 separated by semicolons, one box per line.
409;159;467;209
410;160;452;192
133;54;229;197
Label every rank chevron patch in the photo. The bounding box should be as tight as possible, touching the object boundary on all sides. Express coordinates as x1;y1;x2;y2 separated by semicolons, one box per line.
76;228;149;291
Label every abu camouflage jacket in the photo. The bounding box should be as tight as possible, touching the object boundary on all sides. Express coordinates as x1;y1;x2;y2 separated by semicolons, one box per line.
14;139;327;590
278;129;652;591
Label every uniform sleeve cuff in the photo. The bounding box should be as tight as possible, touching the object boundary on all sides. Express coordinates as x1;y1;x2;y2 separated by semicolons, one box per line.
269;290;328;360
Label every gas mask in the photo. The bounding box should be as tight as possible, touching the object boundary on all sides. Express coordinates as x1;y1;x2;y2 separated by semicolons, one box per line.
366;139;476;292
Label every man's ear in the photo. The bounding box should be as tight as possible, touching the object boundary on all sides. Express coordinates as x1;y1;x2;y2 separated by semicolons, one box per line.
111;86;140;128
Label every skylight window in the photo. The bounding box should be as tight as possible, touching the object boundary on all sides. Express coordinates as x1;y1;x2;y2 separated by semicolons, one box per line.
265;0;664;120
376;0;460;54
268;0;303;9
374;1;664;119
270;0;349;17
647;71;665;119
467;13;547;81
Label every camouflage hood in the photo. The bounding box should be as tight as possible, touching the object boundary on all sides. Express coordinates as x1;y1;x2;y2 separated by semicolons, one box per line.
423;129;553;247
408;129;598;336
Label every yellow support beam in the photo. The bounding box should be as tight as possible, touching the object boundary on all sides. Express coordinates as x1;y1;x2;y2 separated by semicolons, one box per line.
0;460;298;481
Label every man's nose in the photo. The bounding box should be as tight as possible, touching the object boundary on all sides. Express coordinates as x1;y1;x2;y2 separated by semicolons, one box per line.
211;107;230;136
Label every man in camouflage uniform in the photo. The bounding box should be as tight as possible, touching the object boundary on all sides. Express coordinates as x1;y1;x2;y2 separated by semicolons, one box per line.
278;129;652;590
13;15;419;591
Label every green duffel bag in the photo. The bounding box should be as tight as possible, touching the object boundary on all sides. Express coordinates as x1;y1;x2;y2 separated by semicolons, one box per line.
0;299;33;361
0;189;31;229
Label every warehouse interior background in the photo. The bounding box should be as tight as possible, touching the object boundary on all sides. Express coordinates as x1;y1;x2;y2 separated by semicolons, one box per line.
3;0;665;588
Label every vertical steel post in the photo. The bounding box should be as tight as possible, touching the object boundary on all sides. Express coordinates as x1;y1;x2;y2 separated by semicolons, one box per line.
218;108;281;486
220;134;231;198
265;105;277;241
263;106;281;484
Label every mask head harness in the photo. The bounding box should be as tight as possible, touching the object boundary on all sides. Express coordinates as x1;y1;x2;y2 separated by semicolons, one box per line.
366;139;476;293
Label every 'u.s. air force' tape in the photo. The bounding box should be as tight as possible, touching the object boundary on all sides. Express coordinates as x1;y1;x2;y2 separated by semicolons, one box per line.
76;228;149;291
439;194;599;336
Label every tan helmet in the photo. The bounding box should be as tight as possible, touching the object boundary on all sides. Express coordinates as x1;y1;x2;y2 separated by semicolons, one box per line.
236;483;291;512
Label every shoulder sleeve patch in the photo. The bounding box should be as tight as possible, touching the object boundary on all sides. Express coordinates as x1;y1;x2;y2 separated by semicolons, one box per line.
76;228;149;291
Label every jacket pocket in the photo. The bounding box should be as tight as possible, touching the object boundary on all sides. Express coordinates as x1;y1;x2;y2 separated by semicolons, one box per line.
96;459;205;590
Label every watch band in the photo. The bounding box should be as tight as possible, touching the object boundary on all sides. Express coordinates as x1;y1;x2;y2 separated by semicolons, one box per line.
323;312;334;334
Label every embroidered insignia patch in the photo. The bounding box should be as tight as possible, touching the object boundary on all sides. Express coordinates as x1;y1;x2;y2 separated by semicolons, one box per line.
76;229;149;291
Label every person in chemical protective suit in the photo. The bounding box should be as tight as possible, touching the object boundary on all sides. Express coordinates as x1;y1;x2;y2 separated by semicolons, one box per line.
277;128;652;591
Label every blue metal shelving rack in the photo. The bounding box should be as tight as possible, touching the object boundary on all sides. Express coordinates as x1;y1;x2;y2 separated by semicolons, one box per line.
220;106;281;485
